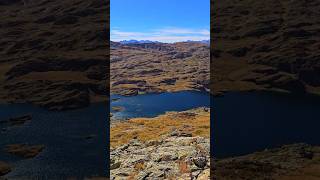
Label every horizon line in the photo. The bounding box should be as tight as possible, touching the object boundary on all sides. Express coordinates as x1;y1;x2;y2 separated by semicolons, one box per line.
111;39;210;44
110;27;210;43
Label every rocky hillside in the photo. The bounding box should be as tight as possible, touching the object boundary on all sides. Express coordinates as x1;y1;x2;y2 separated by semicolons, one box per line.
212;0;320;96
110;108;210;179
111;42;209;96
0;0;108;110
213;143;320;180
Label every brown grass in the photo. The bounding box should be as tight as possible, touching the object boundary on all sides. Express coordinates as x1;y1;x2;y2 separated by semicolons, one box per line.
178;160;190;174
127;172;137;180
110;109;210;148
134;162;145;171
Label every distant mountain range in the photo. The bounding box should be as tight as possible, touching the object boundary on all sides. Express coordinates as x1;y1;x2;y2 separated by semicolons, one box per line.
184;40;210;44
119;40;161;44
119;39;210;44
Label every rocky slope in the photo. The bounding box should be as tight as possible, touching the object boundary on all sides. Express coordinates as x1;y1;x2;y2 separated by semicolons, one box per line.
0;0;108;110
212;0;320;96
110;108;210;179
110;108;320;180
213;143;320;180
111;42;209;96
111;136;210;180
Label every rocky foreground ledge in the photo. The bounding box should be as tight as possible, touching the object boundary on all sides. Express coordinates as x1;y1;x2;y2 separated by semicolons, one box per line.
110;108;210;179
213;143;320;180
111;136;210;179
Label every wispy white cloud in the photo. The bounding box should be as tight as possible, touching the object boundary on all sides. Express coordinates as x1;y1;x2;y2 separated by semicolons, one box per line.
110;27;210;43
155;27;210;36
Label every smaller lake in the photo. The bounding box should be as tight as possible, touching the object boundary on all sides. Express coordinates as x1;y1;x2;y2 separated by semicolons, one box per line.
110;91;210;120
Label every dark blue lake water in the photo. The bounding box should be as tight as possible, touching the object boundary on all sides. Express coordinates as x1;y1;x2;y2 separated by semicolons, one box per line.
213;92;320;158
2;90;319;175
0;91;209;179
0;103;108;179
110;91;210;120
4;90;318;176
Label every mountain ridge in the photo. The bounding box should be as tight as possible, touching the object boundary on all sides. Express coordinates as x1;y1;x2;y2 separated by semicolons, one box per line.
119;40;160;44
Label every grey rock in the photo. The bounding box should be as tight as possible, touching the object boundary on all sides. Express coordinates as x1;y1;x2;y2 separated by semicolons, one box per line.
193;156;207;169
110;135;210;179
110;162;121;170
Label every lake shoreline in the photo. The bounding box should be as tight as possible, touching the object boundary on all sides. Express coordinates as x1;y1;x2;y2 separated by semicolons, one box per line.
110;90;210;121
110;107;210;179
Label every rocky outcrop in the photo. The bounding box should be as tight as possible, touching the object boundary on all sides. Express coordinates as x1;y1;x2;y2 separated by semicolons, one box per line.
110;108;210;179
110;136;210;180
212;0;320;96
213;143;320;180
5;58;106;80
3;80;96;110
0;0;108;110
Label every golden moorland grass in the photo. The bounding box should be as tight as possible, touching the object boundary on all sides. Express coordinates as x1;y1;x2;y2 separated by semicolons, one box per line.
110;109;210;148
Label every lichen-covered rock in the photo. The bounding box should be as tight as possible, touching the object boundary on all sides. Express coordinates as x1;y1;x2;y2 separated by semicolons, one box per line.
110;136;210;180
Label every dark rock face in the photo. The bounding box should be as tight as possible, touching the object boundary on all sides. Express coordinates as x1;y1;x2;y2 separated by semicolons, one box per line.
3;80;99;110
86;65;108;80
213;143;320;180
6;58;106;80
54;16;78;25
227;47;249;57
212;0;320;95
0;0;108;110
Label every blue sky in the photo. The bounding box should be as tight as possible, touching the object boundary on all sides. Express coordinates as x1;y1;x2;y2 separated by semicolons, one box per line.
111;0;210;43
